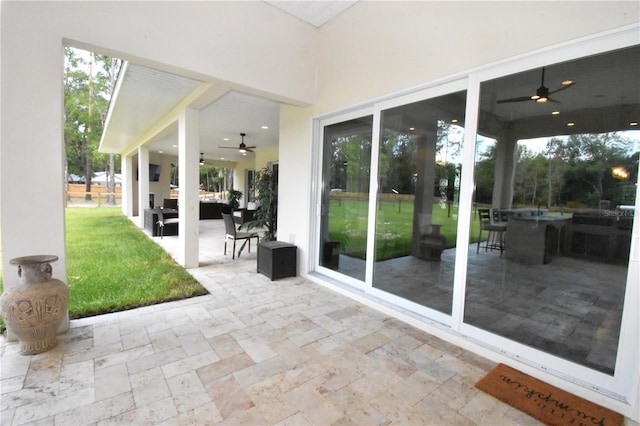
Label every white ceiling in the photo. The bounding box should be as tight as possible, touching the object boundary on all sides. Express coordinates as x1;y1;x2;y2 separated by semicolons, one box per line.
101;62;283;163
263;0;358;27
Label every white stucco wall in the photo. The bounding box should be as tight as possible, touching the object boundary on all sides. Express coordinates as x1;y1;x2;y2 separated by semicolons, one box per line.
315;1;640;111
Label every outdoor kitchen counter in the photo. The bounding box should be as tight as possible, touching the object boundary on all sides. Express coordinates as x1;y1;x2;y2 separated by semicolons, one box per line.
505;216;571;264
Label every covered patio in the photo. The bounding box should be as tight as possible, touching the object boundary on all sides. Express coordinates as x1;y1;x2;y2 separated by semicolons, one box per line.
2;220;534;425
2;1;638;422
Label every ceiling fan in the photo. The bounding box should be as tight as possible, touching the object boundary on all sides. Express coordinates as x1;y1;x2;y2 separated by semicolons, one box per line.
219;133;256;154
496;67;576;104
199;153;205;165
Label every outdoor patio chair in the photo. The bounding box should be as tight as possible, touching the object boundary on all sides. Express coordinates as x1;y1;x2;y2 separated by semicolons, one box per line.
477;208;507;256
222;213;259;259
156;208;179;239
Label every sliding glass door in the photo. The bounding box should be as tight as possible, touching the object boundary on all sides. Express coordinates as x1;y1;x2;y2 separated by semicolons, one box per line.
372;92;466;315
318;116;373;282
313;37;639;400
464;45;639;375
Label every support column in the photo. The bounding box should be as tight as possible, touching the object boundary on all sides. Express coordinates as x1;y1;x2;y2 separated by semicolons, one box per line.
122;154;135;218
492;137;517;209
138;146;150;228
0;38;69;337
412;129;438;257
178;108;200;268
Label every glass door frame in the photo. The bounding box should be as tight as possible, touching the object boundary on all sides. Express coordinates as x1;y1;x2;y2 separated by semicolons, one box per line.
367;79;471;328
311;106;375;291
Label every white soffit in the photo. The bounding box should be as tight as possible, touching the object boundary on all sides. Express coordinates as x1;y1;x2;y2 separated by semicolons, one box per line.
101;63;202;153
263;0;358;27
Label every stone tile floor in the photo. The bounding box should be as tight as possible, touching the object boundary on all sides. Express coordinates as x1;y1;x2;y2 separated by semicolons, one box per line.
0;266;532;424
1;220;635;425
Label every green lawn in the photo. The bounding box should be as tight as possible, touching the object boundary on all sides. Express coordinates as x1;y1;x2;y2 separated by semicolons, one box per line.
65;208;207;318
329;199;482;260
1;208;207;331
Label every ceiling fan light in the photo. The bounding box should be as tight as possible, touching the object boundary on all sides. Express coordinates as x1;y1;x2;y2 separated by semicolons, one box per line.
530;95;540;100
239;148;247;154
536;97;548;103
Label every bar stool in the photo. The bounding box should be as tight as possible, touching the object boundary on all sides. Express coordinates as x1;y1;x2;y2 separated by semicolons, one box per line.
477;208;506;256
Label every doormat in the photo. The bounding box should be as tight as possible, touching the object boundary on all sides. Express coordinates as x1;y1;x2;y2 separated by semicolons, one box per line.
475;363;623;426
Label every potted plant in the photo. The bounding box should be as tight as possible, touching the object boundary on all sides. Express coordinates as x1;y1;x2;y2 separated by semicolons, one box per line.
237;166;279;257
251;167;277;241
249;167;295;279
227;189;242;210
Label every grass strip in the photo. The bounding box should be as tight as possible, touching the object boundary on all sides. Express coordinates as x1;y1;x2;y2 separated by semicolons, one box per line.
0;208;207;332
64;208;207;318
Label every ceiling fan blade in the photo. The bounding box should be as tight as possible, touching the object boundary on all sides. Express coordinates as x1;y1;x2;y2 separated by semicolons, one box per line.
496;96;535;104
549;82;576;95
496;68;574;104
245;146;257;149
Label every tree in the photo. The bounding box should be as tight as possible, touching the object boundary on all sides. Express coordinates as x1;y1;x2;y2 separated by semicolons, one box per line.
558;133;630;207
329;134;371;193
474;143;496;204
64;48;121;203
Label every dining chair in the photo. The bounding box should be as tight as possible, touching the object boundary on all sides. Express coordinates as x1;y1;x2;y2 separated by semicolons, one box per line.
222;213;259;259
156;208;179;239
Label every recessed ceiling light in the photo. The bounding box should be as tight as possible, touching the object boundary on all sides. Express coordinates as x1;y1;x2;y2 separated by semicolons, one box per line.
562;79;574;85
172;144;177;148
567;122;575;127
452;119;458;123
158;150;163;154
552;111;560;115
409;127;415;131
220;157;225;160
223;138;229;141
261;125;269;130
630;122;638;126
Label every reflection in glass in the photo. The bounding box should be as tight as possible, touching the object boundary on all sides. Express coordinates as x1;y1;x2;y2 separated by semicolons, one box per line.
373;92;467;314
319;116;373;281
465;46;639;374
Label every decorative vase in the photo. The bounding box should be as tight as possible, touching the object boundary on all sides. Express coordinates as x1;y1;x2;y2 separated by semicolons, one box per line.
1;255;69;355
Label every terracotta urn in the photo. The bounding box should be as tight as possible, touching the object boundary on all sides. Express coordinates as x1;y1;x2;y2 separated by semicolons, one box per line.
1;255;69;355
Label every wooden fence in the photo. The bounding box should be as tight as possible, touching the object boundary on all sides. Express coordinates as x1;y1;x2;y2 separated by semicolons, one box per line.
67;184;122;206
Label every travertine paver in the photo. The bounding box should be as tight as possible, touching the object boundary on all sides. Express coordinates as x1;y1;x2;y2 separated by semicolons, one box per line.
1;221;631;425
